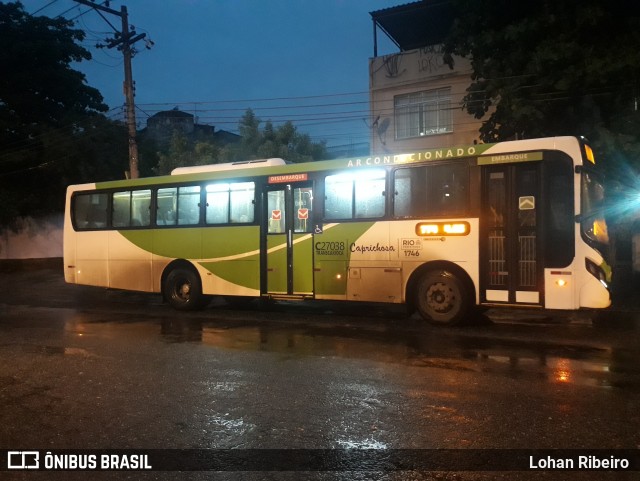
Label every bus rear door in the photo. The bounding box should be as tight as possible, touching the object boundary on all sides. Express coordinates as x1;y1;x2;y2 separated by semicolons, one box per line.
263;183;314;296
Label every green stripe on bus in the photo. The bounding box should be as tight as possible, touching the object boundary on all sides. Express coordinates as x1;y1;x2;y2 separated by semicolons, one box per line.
200;254;261;291
119;226;260;260
313;222;375;296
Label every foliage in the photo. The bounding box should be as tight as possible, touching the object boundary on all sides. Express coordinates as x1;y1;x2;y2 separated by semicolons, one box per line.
152;109;329;173
443;0;640;181
221;109;328;163
0;2;126;226
154;131;221;175
0;2;107;140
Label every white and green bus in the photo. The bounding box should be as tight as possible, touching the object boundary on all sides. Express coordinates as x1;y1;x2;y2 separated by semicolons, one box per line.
64;136;611;325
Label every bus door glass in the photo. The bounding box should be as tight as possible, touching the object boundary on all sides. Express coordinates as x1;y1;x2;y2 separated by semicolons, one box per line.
264;183;314;295
481;163;542;305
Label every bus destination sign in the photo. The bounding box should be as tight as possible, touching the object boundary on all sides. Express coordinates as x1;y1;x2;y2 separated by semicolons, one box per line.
268;173;308;184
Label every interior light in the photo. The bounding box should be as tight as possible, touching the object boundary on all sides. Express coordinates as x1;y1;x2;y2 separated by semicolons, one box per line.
556;279;567;287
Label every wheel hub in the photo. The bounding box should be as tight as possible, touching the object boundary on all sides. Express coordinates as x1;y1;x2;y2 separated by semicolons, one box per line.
178;282;190;298
426;282;453;313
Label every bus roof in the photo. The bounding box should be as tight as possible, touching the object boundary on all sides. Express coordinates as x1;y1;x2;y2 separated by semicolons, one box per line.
170;158;287;175
86;136;584;191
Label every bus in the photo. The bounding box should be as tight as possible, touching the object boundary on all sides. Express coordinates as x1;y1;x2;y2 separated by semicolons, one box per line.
63;136;611;325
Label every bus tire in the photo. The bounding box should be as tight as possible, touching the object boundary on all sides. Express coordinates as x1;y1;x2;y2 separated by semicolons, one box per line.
163;267;205;311
416;270;470;325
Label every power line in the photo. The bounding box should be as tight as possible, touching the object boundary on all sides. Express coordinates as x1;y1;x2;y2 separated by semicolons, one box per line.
30;0;60;15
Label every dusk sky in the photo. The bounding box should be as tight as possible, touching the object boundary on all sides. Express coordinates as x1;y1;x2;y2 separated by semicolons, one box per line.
21;0;403;148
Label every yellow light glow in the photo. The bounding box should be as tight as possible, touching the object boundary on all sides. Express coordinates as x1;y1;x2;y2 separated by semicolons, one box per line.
419;224;440;235
593;219;609;243
416;221;470;236
555;359;572;383
584;144;595;164
336;274;342;280
443;223;468;235
556;279;567;287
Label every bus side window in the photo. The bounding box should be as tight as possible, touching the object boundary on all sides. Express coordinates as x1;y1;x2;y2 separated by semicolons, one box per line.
429;164;468;215
354;170;386;218
230;182;255;223
157;188;177;226
206;183;229;224
325;174;353;219
325;170;385;220
133;190;151;226
393;167;427;218
393;163;468;218
113;190;151;228
73;193;108;229
177;186;201;225
112;191;131;227
205;182;255;224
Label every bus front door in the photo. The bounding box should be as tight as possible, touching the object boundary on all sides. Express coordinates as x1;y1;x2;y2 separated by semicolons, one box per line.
264;184;314;296
481;163;542;306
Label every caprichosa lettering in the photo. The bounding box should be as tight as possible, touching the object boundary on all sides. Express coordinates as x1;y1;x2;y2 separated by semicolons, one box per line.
350;242;396;253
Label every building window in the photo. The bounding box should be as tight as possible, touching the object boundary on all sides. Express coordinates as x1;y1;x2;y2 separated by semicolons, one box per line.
395;88;452;139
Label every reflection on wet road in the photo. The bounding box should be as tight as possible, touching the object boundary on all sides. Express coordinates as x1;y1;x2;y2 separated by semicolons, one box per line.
157;314;637;391
2;269;640;481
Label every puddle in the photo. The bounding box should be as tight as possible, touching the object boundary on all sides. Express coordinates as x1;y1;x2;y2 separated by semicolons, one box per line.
23;345;93;357
154;318;640;391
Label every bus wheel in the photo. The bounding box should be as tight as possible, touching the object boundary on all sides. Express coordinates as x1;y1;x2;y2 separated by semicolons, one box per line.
416;270;470;325
164;268;204;311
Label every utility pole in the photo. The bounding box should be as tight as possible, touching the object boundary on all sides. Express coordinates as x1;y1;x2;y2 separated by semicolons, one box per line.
74;1;149;179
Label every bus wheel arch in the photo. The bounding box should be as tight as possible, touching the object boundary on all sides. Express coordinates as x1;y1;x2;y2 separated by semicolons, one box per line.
406;261;476;325
161;260;207;310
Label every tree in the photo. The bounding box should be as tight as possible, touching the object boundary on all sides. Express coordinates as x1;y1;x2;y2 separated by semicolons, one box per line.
443;0;640;178
221;109;328;163
154;131;221;175
0;1;118;225
0;2;107;142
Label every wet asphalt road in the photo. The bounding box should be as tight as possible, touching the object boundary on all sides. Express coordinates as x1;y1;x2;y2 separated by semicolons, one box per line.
1;262;640;480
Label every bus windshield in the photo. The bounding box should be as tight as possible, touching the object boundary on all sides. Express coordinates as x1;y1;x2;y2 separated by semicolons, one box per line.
580;169;609;246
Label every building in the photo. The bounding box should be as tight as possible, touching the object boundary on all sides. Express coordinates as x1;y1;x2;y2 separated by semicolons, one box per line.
369;1;483;155
144;107;239;147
